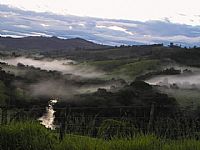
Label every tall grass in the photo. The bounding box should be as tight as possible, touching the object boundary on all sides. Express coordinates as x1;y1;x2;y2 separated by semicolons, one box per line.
0;121;57;150
57;134;200;150
1;121;200;150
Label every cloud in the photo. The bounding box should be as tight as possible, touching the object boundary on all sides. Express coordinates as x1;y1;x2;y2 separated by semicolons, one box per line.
0;4;200;46
96;25;134;35
1;0;200;26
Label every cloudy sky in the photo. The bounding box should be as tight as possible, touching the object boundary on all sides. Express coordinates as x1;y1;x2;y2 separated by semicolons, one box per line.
0;0;200;25
0;1;200;46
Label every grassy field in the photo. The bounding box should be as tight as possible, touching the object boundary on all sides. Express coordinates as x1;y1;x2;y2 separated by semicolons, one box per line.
83;58;139;71
81;59;161;81
1;121;200;150
111;59;160;80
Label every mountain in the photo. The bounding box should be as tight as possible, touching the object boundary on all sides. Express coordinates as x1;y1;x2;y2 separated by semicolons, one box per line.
0;4;200;46
0;36;109;51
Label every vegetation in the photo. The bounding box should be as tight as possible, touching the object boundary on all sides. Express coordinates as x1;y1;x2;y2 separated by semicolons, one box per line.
0;80;9;106
110;59;160;80
1;121;200;150
158;87;200;107
0;42;200;149
0;121;56;150
83;59;161;80
71;80;178;108
97;119;137;139
170;48;200;67
82;58;139;71
136;67;181;81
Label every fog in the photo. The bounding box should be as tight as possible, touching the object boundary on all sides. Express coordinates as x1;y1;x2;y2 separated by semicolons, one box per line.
0;56;124;100
27;79;122;99
146;71;200;90
28;80;79;98
0;57;104;78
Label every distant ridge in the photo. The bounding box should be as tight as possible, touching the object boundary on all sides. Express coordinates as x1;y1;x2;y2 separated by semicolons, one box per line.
0;36;110;51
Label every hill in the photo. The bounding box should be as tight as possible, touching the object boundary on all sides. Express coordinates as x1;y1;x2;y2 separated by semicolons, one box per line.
0;36;109;51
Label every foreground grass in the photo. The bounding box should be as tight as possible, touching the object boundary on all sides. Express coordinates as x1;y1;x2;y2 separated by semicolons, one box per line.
1;122;200;150
57;135;160;150
58;135;200;150
0;121;57;150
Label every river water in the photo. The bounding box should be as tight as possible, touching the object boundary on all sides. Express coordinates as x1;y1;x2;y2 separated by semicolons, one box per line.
38;99;58;130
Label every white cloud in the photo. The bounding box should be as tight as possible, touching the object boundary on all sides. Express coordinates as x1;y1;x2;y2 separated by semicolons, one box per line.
0;34;23;38
0;0;200;25
30;32;52;37
96;25;134;35
40;23;50;27
78;23;85;27
68;26;73;30
14;24;30;29
0;11;18;17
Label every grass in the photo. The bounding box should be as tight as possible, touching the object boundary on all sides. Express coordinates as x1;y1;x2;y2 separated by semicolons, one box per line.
111;59;160;80
1;121;200;150
81;59;161;81
83;58;139;72
57;134;160;150
0;121;57;150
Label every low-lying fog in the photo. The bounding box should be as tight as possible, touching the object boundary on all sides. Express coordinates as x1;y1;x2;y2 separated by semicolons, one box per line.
0;57;104;78
146;71;200;89
0;56;123;98
27;79;118;98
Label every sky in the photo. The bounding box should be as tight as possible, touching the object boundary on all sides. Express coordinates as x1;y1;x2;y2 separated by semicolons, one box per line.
0;0;200;25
